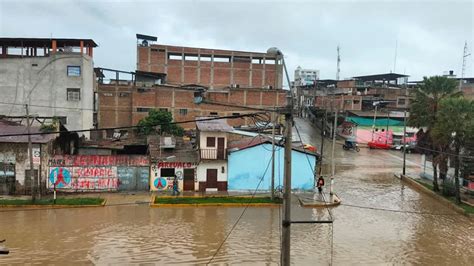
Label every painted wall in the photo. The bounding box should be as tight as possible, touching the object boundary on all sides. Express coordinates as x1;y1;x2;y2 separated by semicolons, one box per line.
199;131;228;149
150;161;197;191
0;143;48;195
228;143;316;191
196;161;227;182
0;54;94;138
48;155;149;192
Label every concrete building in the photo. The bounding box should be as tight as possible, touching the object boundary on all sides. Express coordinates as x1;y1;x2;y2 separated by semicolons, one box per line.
0;119;56;195
294;66;319;86
227;136;318;191
0;38;97;138
195;118;232;192
136;35;283;89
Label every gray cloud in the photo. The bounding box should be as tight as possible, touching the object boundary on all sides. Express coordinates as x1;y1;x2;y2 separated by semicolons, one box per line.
1;0;473;81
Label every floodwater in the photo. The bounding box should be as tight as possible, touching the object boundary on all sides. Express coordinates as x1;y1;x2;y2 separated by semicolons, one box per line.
1;118;473;265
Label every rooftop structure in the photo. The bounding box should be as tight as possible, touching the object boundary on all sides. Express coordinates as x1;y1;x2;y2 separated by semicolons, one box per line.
136;34;283;89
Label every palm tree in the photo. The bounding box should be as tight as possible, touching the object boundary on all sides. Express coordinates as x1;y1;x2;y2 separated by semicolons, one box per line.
432;97;474;204
408;76;460;191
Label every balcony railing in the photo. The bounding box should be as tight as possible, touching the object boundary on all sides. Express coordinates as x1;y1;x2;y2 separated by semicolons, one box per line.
200;148;226;160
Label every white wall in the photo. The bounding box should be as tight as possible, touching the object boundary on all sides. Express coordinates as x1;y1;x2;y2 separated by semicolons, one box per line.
0;53;94;138
196;161;227;182
199;131;228;149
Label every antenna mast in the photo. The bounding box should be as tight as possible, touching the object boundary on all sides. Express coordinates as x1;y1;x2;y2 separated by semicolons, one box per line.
336;45;341;81
460;41;471;90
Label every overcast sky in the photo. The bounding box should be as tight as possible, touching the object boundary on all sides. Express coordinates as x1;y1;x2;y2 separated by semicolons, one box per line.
1;0;473;81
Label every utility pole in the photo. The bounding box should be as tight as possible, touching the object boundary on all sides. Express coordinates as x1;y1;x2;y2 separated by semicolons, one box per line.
25;104;36;201
336;45;341;81
318;109;327;177
281;95;293;266
402;109;407;176
271;111;276;200
330;107;337;196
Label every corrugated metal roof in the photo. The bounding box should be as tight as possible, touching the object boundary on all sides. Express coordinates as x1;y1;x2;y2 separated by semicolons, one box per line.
196;117;233;132
0;120;56;144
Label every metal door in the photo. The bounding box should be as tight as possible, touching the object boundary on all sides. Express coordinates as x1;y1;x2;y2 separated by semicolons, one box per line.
118;167;135;191
136;167;150;190
183;168;195;191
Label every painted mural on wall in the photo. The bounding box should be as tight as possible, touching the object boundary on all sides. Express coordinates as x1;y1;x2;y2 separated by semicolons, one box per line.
48;155;149;192
150;162;196;191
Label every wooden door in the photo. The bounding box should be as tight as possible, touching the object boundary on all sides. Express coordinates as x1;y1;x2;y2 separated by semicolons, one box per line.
183;169;195;191
206;169;218;188
217;137;225;160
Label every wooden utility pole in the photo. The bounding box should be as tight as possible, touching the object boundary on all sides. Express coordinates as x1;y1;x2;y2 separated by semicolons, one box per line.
402;109;407;176
25;104;36;201
281;98;293;266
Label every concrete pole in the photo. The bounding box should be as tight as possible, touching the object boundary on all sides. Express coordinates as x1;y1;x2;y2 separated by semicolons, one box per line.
330;108;337;195
25;104;36;201
402;109;407;176
281;103;292;266
372;105;378;141
271;111;276;200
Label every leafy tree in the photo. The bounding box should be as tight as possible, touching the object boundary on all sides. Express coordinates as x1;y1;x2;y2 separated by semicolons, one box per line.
432;97;474;204
408;76;460;191
137;109;184;136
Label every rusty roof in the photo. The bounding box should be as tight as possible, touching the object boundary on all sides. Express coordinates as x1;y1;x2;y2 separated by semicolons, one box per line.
196;117;233;132
0;120;56;144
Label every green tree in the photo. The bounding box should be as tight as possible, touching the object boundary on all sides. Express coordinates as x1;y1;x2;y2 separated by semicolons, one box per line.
408;76;460;191
137;109;184;136
432;97;474;204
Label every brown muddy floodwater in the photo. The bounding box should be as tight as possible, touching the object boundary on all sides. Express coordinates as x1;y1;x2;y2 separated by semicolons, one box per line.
1;119;473;265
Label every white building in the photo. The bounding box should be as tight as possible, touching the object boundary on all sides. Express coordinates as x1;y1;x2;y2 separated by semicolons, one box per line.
0;38;97;138
294;66;320;87
196;117;232;192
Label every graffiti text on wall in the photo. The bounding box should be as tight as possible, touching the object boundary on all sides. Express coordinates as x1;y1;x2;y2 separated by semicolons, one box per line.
48;155;149;167
49;167;119;191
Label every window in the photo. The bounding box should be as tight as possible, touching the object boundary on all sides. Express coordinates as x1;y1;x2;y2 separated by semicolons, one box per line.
161;168;175;177
265;59;276;65
102;92;113;97
353;100;360;104
119;92;130;97
169;54;183;60
206;137;216;147
200;55;212;62
67;88;80;101
179;109;188;115
232;112;240;116
210;112;218;116
159;108;168;112
184;54;199;61
213;56;230;63
398;98;406;105
137;107;151;112
67;66;81;76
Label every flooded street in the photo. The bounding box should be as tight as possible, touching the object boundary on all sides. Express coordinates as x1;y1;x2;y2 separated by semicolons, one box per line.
1;118;473;265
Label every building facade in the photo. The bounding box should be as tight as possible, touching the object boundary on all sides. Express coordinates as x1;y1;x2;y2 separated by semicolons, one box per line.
97;82;287;132
0;38;97;138
136;38;283;89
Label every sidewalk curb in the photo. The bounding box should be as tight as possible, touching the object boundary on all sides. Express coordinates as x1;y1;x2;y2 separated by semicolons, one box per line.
395;174;473;218
150;195;281;208
0;199;106;209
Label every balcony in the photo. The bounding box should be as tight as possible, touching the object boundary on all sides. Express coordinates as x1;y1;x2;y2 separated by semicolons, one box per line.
200;148;227;160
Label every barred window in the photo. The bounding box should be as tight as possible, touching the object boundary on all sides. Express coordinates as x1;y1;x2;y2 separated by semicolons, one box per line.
67;88;80;101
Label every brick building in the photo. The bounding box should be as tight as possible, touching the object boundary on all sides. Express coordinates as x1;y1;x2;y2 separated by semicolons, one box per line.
136;36;283;89
97;81;287;133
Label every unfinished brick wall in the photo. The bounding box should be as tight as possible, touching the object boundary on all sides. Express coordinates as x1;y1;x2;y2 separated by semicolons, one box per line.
98;84;287;130
137;44;283;89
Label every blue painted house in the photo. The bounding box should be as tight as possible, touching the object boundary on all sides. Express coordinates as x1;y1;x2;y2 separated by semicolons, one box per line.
227;137;318;191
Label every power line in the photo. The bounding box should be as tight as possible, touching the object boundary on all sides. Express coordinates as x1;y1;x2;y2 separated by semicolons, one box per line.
0;112;268;138
207;156;273;265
